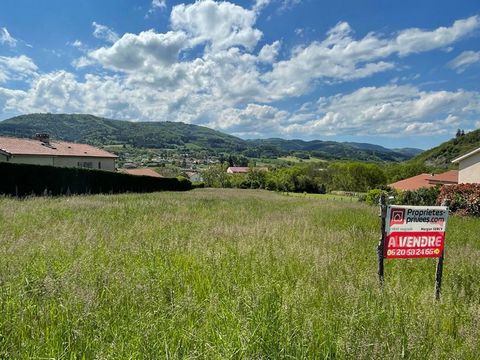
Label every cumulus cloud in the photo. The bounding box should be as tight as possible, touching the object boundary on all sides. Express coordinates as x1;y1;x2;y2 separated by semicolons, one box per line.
0;27;17;47
92;22;119;43
0;55;38;83
264;16;480;99
448;50;480;72
283;85;480;137
212;103;289;136
258;41;281;63
89;30;188;72
171;0;262;51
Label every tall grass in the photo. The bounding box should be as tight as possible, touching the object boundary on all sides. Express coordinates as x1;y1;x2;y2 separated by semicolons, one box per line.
0;189;479;359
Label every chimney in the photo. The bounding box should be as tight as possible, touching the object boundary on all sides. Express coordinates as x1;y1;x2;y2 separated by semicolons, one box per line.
33;133;50;144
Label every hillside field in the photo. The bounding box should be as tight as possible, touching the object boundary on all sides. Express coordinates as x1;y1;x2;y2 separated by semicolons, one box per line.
0;189;479;358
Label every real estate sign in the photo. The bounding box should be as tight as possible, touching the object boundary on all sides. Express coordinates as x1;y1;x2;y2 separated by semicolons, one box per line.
384;205;448;259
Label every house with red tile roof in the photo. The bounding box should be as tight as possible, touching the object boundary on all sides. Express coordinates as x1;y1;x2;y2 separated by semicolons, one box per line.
226;166;268;174
0;134;117;171
389;170;458;191
121;168;162;178
226;166;250;174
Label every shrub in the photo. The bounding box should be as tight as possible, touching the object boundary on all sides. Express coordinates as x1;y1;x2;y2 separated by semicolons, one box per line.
396;186;440;206
0;162;192;197
365;189;389;205
192;181;205;189
437;184;480;216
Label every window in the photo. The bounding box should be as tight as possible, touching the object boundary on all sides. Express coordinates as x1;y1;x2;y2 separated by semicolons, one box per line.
98;162;101;169
77;161;93;169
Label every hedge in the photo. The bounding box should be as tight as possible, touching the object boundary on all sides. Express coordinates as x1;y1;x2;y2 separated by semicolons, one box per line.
437;183;480;216
0;162;192;196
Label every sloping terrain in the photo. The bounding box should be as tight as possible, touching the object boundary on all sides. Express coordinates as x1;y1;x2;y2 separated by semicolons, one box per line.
410;130;480;167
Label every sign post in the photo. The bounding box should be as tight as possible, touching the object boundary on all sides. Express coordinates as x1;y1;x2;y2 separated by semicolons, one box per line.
379;203;448;300
435;250;445;301
377;194;387;287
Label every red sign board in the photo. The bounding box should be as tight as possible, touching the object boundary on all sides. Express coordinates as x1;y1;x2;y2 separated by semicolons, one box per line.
384;206;448;259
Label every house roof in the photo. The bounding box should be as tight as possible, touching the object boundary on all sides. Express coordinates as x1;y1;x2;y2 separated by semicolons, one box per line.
389;173;432;191
0;136;117;158
389;170;458;191
227;166;250;173
122;168;162;178
427;170;458;184
452;147;480;163
227;166;268;173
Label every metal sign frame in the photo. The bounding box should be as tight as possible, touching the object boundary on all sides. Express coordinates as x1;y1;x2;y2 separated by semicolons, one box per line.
377;194;447;300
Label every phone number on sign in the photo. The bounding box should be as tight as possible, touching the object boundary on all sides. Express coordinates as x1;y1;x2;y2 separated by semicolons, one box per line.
387;248;441;257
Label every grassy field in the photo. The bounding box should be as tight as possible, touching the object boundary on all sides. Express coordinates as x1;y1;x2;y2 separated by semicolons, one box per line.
0;189;479;359
282;192;362;202
277;156;326;163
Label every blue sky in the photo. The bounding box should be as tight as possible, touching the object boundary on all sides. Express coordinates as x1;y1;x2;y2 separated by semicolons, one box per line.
1;0;480;149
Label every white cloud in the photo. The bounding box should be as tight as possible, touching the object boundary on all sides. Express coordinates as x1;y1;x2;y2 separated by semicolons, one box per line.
171;0;262;51
253;0;302;14
89;30;188;71
279;0;302;11
72;56;95;69
212;103;289;136
0;27;17;47
2;69;480;139
0;55;38;83
264;16;480;99
448;50;480;73
258;41;281;63
92;22;119;43
67;39;89;53
152;0;166;9
146;0;167;17
72;40;83;48
253;0;271;13
394;15;480;56
283;85;480;137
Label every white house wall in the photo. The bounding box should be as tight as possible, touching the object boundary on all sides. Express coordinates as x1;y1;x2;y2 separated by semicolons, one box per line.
0;154;115;171
458;152;480;183
7;155;55;166
53;156;115;171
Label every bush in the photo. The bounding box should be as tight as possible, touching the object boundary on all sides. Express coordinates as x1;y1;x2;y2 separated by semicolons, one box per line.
365;189;388;205
0;162;192;197
192;181;205;189
396;186;440;206
437;184;480;216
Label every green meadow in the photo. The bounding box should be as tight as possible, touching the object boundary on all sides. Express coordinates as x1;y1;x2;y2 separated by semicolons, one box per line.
0;189;479;359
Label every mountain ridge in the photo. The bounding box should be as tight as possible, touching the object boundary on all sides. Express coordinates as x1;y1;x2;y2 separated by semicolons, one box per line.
0;113;421;162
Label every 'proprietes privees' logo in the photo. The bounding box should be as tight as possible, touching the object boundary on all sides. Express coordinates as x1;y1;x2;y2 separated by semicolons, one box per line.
390;208;405;225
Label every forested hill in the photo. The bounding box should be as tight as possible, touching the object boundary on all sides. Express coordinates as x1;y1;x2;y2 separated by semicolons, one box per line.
0;113;420;161
0;113;247;152
410;130;480;168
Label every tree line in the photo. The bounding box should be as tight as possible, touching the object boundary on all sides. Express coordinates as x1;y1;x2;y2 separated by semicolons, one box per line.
202;160;437;193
